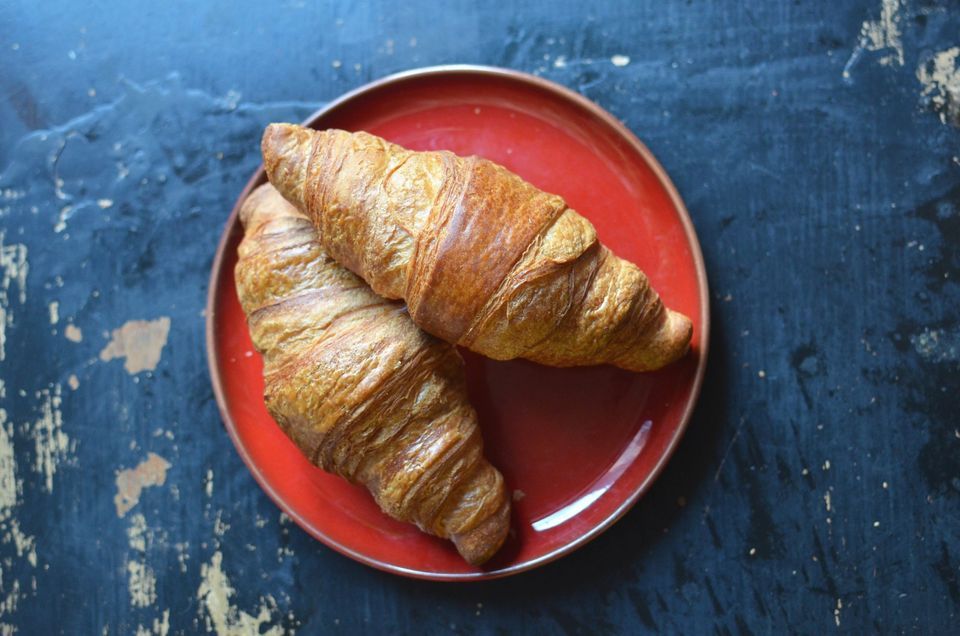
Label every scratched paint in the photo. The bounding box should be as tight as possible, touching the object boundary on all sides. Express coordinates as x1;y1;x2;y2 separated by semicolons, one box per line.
0;581;21;622
126;513;157;608
0;234;28;362
0;409;18;514
127;560;157;608
910;327;959;363
0;1;958;632
30;385;69;493
125;512;172;633
0;68;319;634
197;551;283;636
0;404;36;630
99;318;171;374
135;610;170;636
174;542;190;574
53;205;71;233
5;520;37;568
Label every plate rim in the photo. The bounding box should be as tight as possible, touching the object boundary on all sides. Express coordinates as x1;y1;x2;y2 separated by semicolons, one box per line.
205;64;711;581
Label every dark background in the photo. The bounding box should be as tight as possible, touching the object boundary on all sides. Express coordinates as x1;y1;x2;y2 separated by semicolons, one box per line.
1;1;958;633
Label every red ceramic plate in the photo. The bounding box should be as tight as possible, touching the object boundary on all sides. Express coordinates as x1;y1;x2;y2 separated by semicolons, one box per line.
207;65;709;580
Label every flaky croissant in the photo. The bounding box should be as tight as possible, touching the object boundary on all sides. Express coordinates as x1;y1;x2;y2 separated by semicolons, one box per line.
234;183;510;565
262;124;692;372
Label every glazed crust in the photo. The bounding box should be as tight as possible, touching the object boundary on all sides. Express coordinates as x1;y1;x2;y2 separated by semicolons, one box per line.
235;183;510;565
262;124;692;372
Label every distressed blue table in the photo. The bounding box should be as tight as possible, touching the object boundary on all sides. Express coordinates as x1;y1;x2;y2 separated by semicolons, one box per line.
0;1;958;633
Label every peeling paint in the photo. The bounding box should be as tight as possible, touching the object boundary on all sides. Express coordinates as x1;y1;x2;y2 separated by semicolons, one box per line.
917;47;960;126
843;0;904;78
31;385;69;493
115;453;171;518
67;375;79;391
48;302;59;325
197;551;283;636
866;0;904;66
0;233;29;362
64;324;82;343
99;318;171;374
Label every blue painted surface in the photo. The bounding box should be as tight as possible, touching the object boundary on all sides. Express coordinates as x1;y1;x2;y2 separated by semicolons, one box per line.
0;0;958;633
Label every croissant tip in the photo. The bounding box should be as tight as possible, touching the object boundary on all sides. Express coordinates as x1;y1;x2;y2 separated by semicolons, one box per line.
612;309;693;372
671;309;694;347
261;123;317;209
654;310;693;366
452;499;511;566
261;123;296;159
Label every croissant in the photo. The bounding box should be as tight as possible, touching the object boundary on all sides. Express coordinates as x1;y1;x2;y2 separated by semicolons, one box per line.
234;183;510;565
261;124;692;372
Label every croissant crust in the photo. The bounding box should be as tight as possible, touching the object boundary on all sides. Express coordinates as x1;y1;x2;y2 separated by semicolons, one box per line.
263;124;692;372
235;183;510;565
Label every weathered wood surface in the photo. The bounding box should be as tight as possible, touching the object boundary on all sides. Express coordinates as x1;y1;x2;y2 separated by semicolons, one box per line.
0;0;957;633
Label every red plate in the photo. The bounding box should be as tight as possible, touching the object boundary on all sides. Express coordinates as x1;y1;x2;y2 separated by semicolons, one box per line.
207;65;709;580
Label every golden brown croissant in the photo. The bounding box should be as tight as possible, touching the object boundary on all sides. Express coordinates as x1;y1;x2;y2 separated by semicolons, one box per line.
262;124;692;372
234;183;510;565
